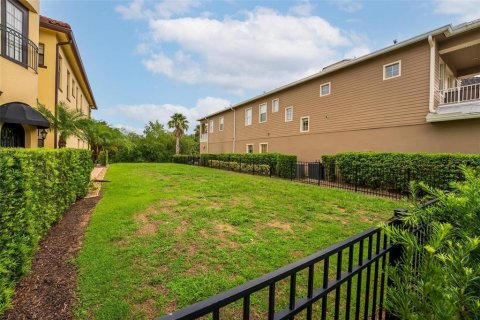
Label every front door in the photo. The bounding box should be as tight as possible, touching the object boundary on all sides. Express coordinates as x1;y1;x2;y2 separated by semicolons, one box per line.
0;123;25;147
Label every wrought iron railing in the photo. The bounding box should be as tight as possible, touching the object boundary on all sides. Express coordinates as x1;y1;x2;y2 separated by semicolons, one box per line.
157;215;402;320
0;24;38;73
438;83;480;105
200;133;208;142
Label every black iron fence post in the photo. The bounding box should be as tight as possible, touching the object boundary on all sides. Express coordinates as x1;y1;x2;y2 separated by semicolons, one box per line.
354;165;358;192
269;158;273;178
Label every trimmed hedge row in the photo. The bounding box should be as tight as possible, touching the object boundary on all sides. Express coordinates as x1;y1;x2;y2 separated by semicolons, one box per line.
208;160;271;175
199;153;297;178
321;152;480;192
0;148;92;314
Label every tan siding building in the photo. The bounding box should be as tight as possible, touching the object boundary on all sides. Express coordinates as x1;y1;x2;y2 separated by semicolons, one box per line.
199;21;480;161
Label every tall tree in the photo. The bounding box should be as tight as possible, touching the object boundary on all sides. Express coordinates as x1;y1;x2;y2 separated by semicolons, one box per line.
37;102;84;148
167;113;189;155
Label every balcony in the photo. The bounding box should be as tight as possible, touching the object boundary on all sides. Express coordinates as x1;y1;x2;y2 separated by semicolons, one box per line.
0;24;38;73
200;133;208;142
427;82;480;122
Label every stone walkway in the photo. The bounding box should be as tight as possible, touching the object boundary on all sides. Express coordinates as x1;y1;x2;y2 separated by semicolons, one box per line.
86;165;109;198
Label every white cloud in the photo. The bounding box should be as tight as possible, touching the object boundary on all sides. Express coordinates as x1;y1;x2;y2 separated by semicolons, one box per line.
331;0;363;13
433;0;480;22
140;7;369;94
116;0;201;20
109;97;231;133
289;0;314;17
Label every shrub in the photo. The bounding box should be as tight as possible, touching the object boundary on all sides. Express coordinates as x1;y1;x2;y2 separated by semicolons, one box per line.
199;153;297;177
321;152;480;193
385;167;480;319
172;154;196;164
0;148;92;314
207;159;271;176
276;154;297;179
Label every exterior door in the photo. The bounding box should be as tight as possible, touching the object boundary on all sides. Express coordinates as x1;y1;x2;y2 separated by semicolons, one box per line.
0;123;25;147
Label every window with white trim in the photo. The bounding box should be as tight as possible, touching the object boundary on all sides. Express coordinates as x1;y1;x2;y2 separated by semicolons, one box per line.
259;143;268;153
320;83;331;96
245;107;252;126
219;117;224;131
246;144;254;153
300;116;309;133
272;99;279;113
259;103;267;123
285;106;293;122
209;120;214;133
383;61;401;80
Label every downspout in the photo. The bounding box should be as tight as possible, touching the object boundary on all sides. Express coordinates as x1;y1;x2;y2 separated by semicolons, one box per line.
54;40;72;148
231;106;236;153
428;35;436;113
205;117;209;153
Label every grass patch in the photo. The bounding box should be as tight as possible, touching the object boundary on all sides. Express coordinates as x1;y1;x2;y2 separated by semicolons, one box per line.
75;163;405;319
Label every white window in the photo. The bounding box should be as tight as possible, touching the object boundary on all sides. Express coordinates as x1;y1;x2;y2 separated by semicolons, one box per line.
300;116;309;133
285;106;293;122
272;99;279;113
245;107;252;126
320;82;331;96
209;120;214;133
219;117;224;131
259;143;268;153
246;144;254;153
259;103;267;123
383;61;401;80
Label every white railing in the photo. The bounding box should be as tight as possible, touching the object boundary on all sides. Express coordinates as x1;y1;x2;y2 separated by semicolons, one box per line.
438;83;480;105
200;133;208;142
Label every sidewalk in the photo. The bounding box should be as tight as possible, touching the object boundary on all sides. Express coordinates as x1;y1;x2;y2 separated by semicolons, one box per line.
86;165;109;198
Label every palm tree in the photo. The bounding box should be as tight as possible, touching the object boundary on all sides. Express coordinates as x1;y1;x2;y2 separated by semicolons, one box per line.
168;113;189;155
78;118;129;164
38;102;84;148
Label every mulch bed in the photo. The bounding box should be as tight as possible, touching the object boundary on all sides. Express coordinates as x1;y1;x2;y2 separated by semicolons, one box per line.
2;196;100;320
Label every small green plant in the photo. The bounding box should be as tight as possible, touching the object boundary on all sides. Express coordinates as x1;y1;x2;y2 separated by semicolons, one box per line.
385;167;480;320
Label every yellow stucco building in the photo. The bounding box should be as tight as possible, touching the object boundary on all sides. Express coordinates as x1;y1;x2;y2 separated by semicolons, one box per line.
0;0;96;149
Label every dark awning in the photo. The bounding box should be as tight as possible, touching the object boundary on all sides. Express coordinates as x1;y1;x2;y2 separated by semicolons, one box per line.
0;102;50;129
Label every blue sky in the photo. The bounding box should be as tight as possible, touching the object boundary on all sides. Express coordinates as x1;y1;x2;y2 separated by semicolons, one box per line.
41;0;480;133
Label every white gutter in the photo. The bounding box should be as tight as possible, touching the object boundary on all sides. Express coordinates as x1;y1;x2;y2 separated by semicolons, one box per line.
231;106;236;153
428;35;436;113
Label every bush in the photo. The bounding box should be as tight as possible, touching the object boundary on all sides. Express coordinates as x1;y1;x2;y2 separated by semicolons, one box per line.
385;167;480;319
276;154;297;179
0;148;92;314
321;152;480;193
207;159;271;176
199;153;297;178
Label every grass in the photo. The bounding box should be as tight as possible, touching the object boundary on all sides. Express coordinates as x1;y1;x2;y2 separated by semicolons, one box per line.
75;163;405;319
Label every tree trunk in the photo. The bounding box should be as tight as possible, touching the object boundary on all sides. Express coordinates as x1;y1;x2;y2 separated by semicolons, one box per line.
176;137;180;155
58;134;67;148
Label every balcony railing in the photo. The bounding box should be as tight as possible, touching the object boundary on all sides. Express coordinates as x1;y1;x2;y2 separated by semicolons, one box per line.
0;24;38;73
438;83;480;105
200;133;208;142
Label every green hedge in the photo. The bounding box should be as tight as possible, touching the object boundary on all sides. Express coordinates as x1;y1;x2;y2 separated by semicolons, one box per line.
0;148;92;314
198;153;297;178
321;152;480;193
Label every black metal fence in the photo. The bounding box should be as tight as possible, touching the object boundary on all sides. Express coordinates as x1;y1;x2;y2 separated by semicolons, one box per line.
157;209;410;320
172;156;458;200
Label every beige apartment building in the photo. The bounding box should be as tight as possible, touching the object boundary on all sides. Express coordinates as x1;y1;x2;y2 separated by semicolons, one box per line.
199;20;480;161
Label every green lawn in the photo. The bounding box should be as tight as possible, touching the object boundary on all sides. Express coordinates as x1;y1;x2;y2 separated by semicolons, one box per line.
75;163;404;320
